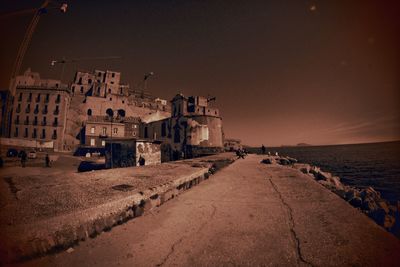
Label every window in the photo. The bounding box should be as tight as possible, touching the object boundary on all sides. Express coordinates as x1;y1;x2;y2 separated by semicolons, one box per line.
80;87;83;93
90;126;95;134
52;129;57;139
42;129;46;139
174;128;180;143
102;127;107;135
24;128;28;138
144;127;148;138
87;109;92;116
16;115;19;124
53;117;58;126
133;125;137;129
108;89;111;93
34;116;38;125
133;132;136;137
112;72;115;78
113;128;118;134
15;127;19;137
72;86;75;93
161;122;166;137
88;79;92;84
25;116;29;124
90;138;95;146
36;93;41;102
33;128;37;138
101;140;105;146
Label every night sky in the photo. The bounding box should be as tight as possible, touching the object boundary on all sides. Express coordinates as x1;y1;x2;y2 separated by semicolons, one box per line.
1;0;399;146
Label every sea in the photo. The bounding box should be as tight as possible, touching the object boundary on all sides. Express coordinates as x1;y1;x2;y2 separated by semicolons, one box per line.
250;141;400;204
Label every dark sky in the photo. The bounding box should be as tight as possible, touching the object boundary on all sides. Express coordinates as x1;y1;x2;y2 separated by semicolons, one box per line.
1;0;399;146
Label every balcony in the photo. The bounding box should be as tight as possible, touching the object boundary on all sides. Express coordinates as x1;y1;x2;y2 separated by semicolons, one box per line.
24;120;29;125
14;119;20;124
52;134;57;140
16;108;21;113
33;120;38;125
42;110;48;115
41;121;47;126
53;122;58;127
99;133;108;138
53;110;59;115
34;108;39;114
25;107;30;113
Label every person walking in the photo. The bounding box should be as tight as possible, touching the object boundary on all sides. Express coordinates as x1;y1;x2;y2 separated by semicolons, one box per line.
20;150;27;168
45;153;51;167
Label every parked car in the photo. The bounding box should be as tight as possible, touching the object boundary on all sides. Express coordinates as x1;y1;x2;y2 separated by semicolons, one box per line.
27;151;37;159
6;149;18;157
78;161;105;172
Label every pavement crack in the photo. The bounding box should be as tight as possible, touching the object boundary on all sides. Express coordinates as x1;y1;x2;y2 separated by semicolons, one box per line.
155;204;217;267
269;178;313;267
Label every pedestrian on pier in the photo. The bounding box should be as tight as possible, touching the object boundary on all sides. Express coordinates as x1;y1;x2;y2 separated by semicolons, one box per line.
45;153;51;167
20;150;27;168
261;144;266;154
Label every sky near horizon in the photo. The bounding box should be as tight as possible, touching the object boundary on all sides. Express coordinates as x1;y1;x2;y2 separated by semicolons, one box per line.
0;0;399;146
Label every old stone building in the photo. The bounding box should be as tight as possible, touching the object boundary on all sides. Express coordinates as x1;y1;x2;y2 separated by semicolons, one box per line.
142;94;224;161
84;115;140;147
64;69;171;151
9;70;70;151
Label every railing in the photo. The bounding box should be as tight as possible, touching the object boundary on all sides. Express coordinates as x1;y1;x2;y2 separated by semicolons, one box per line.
34;109;39;114
53;122;58;127
99;133;108;138
16;108;21;113
25;107;30;113
42;110;48;114
52;134;57;140
53;110;59;115
24;120;29;125
33;120;38;125
42;121;47;126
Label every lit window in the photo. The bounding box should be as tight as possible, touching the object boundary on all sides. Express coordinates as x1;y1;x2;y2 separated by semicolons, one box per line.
90;126;95;134
101;140;105;146
90;138;95;146
113;128;118;134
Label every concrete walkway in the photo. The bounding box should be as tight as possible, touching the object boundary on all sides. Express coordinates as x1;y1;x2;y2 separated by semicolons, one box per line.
18;155;400;266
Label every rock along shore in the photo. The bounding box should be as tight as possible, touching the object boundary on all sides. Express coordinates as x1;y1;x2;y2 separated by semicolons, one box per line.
261;155;400;238
0;153;236;264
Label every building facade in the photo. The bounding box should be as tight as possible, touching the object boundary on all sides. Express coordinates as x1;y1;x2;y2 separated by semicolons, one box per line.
10;79;70;151
142;94;224;161
84;115;140;147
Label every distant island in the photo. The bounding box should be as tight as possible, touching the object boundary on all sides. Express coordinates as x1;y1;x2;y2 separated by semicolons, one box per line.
297;143;312;147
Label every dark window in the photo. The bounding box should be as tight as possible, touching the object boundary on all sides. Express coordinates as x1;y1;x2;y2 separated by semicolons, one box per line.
112;72;115;78
14;127;19;137
144;127;148;138
88;79;92;84
87;109;92;116
36;93;41;102
42;129;46;139
161;122;166;137
78;77;82;84
18;93;22;101
33;128;37;138
24;128;28;138
174;128;180;143
56;94;61;103
52;129;57;139
15;115;19;124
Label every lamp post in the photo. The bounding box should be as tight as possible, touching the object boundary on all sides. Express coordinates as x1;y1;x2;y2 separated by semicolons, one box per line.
106;109;114;168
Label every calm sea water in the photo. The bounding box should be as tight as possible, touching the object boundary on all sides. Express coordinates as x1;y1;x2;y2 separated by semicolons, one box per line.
251;141;400;203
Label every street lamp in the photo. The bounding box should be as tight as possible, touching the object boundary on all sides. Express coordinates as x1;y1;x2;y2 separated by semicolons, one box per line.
106;108;114;168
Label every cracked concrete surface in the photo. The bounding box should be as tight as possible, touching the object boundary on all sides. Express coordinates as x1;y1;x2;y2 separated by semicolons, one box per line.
269;178;313;267
20;155;400;267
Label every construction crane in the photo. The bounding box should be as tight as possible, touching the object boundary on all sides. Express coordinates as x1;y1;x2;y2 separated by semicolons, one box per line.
7;1;68;95
2;1;67;138
50;56;122;81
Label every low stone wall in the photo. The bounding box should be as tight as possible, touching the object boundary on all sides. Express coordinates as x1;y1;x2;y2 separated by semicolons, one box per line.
0;154;236;264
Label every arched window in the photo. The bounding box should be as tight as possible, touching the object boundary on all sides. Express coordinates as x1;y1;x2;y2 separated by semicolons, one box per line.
106;108;114;118
117;109;126;117
87;109;92;116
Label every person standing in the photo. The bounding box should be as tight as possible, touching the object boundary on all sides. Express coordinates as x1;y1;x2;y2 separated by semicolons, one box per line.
20;150;27;167
261;144;266;154
45;153;51;167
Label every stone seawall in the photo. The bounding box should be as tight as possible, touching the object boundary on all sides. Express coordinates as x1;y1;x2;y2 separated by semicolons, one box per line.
261;155;400;238
0;154;236;264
